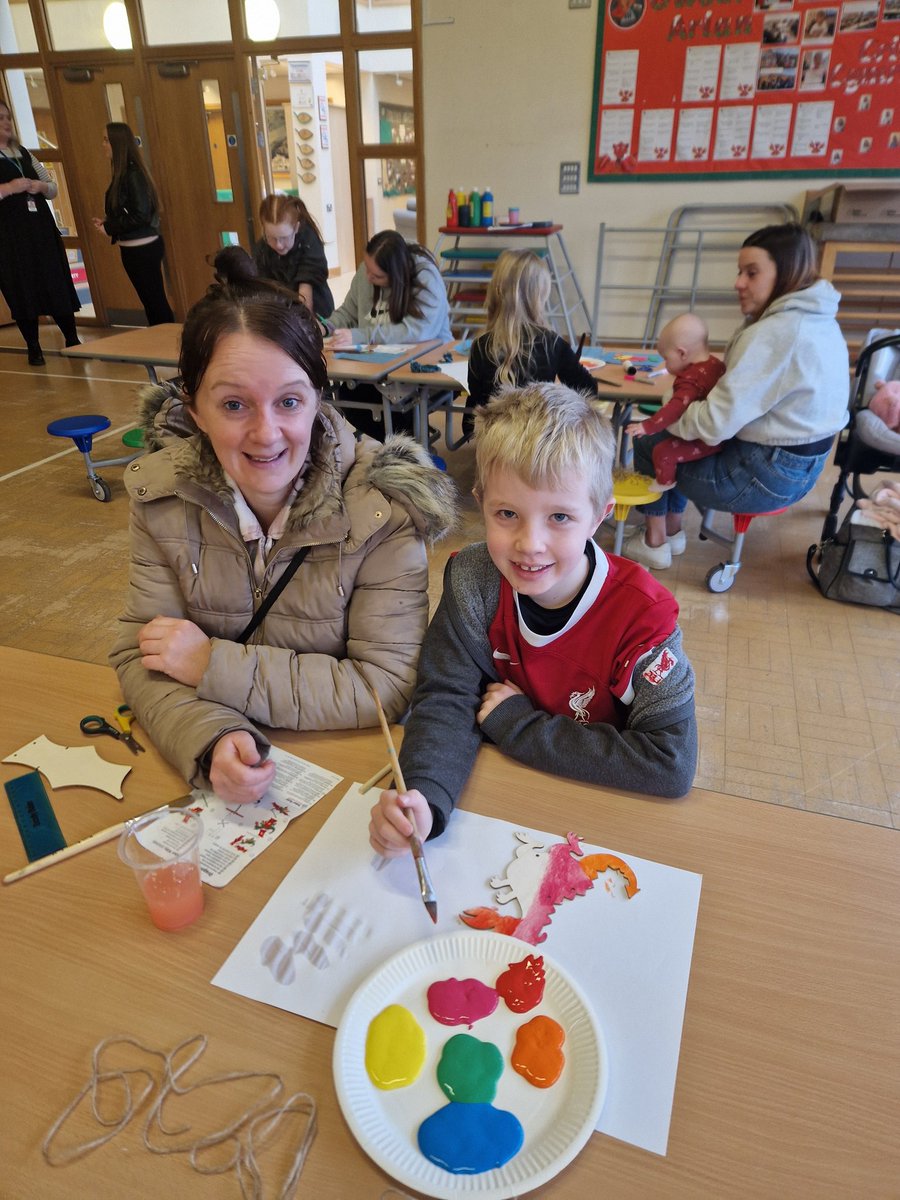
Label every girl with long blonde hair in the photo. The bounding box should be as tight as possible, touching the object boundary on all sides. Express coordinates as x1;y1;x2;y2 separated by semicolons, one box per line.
466;250;596;432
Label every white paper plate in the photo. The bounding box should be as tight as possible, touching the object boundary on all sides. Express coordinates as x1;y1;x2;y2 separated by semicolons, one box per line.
333;930;607;1199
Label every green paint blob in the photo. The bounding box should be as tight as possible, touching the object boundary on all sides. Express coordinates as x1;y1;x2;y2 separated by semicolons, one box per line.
436;1033;504;1104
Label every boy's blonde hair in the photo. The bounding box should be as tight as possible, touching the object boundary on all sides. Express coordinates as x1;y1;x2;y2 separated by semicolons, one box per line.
482;250;552;387
474;382;615;514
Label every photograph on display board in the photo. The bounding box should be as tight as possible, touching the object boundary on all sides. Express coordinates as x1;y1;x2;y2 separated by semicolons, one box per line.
588;0;900;178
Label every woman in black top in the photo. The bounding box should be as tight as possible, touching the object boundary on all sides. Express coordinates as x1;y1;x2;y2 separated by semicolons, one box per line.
252;194;334;319
465;250;597;436
93;123;174;325
0;100;80;365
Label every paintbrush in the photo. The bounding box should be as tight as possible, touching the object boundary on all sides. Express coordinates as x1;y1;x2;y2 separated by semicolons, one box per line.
368;690;438;924
3;794;196;885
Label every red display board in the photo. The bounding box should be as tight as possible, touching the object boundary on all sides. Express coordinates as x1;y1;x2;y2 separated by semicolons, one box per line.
588;0;900;180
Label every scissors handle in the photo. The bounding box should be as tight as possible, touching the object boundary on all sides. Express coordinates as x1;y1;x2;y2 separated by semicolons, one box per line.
115;704;135;735
115;704;145;753
80;715;120;739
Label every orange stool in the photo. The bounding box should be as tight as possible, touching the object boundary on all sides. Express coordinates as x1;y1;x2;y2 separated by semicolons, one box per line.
699;507;788;592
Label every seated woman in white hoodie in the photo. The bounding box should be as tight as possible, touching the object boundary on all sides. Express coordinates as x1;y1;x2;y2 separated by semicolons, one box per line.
324;229;451;440
624;223;849;570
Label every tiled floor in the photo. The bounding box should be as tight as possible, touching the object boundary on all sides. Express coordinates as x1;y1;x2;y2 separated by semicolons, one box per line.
2;324;898;829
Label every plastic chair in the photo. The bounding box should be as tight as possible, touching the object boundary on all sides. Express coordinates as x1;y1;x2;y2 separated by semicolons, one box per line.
698;508;788;592
46;415;140;502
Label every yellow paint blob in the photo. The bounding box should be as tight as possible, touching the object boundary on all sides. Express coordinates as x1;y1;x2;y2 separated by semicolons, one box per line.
365;1004;426;1090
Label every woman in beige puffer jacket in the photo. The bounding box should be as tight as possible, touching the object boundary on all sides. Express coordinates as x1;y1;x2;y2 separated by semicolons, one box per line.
110;257;457;804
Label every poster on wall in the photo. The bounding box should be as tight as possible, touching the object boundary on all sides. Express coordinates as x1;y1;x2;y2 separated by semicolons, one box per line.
588;0;900;179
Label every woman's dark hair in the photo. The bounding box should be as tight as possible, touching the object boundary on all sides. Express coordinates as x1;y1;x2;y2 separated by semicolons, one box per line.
106;122;160;213
741;222;819;313
210;245;258;284
179;252;327;398
259;193;323;244
365;229;436;325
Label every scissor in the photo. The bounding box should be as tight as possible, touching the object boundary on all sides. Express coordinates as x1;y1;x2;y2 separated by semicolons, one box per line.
115;705;145;754
80;712;145;756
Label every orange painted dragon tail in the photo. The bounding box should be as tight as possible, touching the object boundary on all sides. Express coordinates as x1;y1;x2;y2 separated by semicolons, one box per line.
579;853;640;898
460;907;522;935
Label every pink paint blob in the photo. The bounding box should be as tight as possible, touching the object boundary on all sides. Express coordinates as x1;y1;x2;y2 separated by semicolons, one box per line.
426;977;499;1028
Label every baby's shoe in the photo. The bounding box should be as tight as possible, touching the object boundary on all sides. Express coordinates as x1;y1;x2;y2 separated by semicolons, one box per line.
667;530;687;555
622;528;672;570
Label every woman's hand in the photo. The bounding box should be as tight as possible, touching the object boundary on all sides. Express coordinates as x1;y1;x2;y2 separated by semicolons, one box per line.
857;480;900;540
477;680;524;725
209;731;276;804
326;328;353;350
23;178;45;195
625;420;646;438
92;216;107;232
138;616;211;686
4;177;29;196
369;788;434;858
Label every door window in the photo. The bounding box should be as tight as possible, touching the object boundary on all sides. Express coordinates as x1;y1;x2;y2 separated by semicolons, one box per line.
0;0;38;53
202;79;235;203
142;0;230;44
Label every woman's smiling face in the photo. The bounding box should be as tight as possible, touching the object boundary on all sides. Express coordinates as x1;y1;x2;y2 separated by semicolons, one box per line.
190;331;319;527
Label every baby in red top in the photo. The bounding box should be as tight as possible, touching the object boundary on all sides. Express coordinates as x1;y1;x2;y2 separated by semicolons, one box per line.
625;313;726;491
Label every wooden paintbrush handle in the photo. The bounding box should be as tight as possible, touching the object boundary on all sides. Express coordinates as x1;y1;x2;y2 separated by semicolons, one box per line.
3;821;125;885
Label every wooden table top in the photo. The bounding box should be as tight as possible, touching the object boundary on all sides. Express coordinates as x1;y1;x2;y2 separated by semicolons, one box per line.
62;324;183;367
1;645;898;1199
63;328;442;387
387;342;673;405
324;338;443;384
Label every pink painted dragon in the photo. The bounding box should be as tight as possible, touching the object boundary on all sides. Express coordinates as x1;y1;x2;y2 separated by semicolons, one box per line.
460;830;639;945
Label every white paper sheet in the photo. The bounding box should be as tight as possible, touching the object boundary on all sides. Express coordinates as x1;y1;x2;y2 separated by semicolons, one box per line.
213;783;702;1155
187;745;341;887
439;359;470;391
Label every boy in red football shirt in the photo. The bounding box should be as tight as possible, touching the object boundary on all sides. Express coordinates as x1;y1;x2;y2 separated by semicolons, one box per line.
369;382;696;856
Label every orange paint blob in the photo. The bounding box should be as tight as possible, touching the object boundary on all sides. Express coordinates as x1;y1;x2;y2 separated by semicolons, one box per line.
511;1015;566;1088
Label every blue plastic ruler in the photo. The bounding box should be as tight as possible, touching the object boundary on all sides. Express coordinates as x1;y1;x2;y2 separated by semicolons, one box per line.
5;771;66;861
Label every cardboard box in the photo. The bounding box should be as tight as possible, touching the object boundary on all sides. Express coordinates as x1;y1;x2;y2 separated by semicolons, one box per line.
806;184;900;224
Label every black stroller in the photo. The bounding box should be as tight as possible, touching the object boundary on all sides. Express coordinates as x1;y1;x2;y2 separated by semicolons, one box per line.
821;329;900;542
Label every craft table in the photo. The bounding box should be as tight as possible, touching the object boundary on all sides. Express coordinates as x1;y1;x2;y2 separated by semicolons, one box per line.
386;343;673;452
62;324;182;383
325;339;443;448
2;644;898;1199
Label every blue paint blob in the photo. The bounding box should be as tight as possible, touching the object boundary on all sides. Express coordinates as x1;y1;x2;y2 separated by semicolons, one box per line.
417;1101;524;1174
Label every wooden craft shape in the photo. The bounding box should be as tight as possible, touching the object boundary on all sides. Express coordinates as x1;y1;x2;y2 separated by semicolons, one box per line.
3;735;131;799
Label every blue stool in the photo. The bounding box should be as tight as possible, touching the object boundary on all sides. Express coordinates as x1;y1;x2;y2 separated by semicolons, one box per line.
46;415;140;502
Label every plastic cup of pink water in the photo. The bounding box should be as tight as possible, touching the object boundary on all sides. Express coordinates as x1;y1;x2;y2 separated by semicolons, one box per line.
117;807;204;931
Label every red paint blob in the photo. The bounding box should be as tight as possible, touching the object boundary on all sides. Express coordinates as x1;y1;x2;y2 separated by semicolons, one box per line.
495;955;545;1013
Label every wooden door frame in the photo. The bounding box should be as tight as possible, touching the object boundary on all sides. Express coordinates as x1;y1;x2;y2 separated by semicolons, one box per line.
4;0;425;320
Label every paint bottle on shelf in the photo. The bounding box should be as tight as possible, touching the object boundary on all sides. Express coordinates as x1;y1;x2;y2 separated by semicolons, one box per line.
446;188;458;225
481;186;494;227
458;190;471;227
469;187;482;228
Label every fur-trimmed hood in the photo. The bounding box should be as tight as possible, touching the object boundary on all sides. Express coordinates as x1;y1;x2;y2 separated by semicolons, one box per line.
132;380;458;544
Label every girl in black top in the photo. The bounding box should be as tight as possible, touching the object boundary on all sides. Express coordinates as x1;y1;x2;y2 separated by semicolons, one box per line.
94;122;174;325
466;249;596;434
252;193;334;319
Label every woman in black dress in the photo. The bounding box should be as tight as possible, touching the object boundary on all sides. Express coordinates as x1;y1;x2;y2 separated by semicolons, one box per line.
93;122;174;326
0;100;80;366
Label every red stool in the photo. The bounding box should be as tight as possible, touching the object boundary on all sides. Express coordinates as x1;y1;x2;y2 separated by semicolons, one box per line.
698;507;788;592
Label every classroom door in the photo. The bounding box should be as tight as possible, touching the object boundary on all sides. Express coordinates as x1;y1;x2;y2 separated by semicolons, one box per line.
54;63;149;324
146;59;254;314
